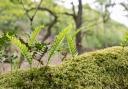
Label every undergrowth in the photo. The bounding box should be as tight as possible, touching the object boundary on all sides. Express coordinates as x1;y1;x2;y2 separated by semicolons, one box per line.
0;24;78;69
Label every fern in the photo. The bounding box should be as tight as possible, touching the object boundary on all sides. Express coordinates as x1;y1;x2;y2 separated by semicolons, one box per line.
72;29;81;39
67;29;80;57
47;25;72;64
6;33;32;64
66;33;78;57
28;25;44;46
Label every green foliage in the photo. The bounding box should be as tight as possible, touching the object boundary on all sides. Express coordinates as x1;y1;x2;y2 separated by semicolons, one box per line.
6;33;32;64
0;33;20;69
0;33;9;49
0;47;128;89
0;0;127;51
5;25;47;66
48;25;72;63
10;53;20;70
82;5;127;49
2;24;78;67
0;50;6;63
0;0;25;32
34;42;47;52
28;25;44;46
66;29;78;57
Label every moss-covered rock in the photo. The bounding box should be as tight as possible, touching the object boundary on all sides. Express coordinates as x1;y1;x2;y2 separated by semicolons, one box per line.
0;46;128;89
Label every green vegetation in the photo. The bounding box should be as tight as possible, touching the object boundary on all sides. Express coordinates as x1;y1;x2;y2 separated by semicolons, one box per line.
0;0;127;50
0;46;128;89
1;24;77;68
0;0;128;88
82;5;127;49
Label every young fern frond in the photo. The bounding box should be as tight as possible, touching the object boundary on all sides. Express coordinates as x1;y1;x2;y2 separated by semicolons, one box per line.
72;29;81;39
6;33;32;64
28;25;44;46
66;34;78;57
67;28;80;57
47;25;72;64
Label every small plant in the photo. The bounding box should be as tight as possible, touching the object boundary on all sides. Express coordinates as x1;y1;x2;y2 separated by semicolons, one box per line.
47;25;72;64
65;29;80;58
0;33;20;70
10;53;20;70
6;24;78;68
6;33;32;65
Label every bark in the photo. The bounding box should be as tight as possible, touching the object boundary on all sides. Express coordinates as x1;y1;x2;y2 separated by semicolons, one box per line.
75;0;83;54
64;0;83;54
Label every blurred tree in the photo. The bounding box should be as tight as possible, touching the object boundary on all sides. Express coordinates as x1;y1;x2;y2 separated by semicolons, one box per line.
64;0;83;54
0;0;26;33
19;0;69;42
81;4;127;51
120;1;128;17
0;0;127;53
95;0;115;47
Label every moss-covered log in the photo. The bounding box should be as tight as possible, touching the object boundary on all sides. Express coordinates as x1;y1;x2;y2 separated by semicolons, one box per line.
0;46;128;89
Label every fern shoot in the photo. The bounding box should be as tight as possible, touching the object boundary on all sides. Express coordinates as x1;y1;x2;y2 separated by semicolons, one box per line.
6;33;32;64
66;33;78;57
47;25;72;64
28;25;44;46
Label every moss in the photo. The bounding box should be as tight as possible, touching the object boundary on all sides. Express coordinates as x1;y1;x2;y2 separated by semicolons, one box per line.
0;46;128;89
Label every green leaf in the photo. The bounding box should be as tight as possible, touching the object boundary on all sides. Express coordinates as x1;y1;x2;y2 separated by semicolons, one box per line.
28;25;44;46
66;33;78;57
47;25;72;64
72;29;81;39
6;33;32;64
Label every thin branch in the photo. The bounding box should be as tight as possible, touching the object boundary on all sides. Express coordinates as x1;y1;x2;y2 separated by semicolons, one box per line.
21;0;32;21
31;0;43;20
71;2;76;16
121;3;128;11
27;6;58;41
27;7;57;18
63;2;77;20
63;12;74;16
21;0;43;29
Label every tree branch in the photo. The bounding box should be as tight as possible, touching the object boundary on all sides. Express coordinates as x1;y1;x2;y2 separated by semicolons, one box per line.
121;3;128;11
28;7;58;41
21;0;43;29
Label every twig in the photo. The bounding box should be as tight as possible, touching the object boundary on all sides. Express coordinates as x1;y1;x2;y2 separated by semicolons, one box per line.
27;7;58;41
21;0;43;29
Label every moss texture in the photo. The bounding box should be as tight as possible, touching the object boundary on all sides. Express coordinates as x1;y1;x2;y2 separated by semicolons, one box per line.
0;46;128;89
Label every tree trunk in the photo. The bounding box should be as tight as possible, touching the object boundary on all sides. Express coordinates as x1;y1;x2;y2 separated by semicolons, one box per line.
75;0;83;54
63;0;83;54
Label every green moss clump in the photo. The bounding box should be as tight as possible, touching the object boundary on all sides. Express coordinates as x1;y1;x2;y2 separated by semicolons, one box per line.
0;46;128;89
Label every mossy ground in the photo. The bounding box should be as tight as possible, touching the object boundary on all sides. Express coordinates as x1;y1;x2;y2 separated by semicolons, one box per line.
0;46;128;89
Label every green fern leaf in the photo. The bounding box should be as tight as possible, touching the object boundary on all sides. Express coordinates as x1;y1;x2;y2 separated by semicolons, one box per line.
72;29;81;39
66;33;78;57
6;33;32;64
28;25;44;46
47;25;72;64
